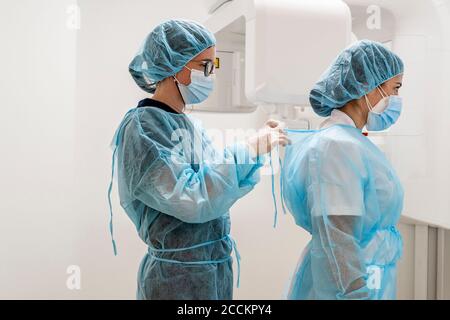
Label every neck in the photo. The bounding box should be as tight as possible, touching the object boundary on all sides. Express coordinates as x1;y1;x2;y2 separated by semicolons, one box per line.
340;100;368;130
152;77;185;113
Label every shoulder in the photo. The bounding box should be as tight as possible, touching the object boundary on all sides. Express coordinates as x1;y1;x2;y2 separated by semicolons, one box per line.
306;126;368;172
125;107;190;134
313;126;365;153
116;107;172;145
122;107;205;148
134;106;172;124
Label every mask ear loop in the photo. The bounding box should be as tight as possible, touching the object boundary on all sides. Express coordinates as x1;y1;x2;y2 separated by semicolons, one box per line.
364;95;373;112
372;86;390;115
173;64;193;84
367;86;388;113
173;75;187;113
378;85;389;98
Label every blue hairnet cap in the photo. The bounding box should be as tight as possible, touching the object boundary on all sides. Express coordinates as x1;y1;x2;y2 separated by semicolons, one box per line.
309;40;404;117
129;19;216;93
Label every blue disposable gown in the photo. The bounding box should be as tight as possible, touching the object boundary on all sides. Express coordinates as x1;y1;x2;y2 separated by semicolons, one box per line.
282;125;404;300
110;106;264;299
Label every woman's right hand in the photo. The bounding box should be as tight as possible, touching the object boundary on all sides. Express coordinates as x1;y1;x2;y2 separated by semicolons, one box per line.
247;119;291;157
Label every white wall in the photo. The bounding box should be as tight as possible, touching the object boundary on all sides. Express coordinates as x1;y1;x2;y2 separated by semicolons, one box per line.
0;0;78;299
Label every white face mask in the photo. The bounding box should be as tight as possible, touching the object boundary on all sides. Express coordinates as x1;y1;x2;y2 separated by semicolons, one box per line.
365;86;403;131
174;66;215;105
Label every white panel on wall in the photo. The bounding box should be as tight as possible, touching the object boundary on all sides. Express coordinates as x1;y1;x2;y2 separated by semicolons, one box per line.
0;0;78;299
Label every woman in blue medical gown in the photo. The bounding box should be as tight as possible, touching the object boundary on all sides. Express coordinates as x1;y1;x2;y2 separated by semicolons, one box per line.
282;40;405;300
108;19;290;300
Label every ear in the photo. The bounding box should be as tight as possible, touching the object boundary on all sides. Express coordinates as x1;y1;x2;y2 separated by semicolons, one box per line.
174;67;191;86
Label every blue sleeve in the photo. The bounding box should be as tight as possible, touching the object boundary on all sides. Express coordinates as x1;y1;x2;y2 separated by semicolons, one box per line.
308;139;371;299
227;142;265;189
118;109;264;224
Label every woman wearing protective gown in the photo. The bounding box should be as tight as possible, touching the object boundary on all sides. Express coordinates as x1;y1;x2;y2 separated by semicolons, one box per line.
108;19;290;300
283;40;405;300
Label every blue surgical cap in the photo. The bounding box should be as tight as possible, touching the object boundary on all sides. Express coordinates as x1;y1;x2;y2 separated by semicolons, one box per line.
129;19;216;93
309;40;404;117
